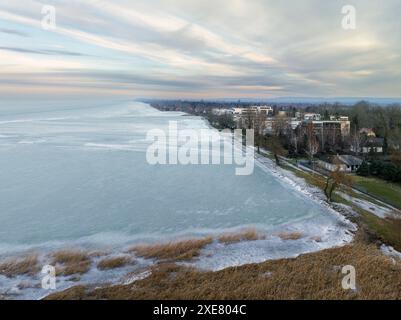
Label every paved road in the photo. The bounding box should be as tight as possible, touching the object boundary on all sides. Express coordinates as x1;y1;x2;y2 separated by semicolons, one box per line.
259;149;400;214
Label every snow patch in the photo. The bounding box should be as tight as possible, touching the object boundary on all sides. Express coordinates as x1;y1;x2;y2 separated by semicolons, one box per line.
381;244;401;260
337;191;393;218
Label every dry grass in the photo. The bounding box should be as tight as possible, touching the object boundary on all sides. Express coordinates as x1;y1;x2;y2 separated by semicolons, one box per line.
131;237;213;262
46;237;401;300
0;254;39;278
218;229;265;244
89;251;108;258
277;231;304;241
51;250;91;276
45;285;88;300
360;210;401;251
97;256;131;270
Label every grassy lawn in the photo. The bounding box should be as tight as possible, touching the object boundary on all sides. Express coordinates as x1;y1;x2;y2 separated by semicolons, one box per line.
279;159;398;211
280;162;327;190
353;176;401;210
359;210;401;251
275;158;401;250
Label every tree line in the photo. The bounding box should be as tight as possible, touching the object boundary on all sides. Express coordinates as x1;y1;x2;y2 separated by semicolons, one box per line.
357;160;401;183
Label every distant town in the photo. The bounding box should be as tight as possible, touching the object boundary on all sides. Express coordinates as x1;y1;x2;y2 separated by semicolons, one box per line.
148;99;401;185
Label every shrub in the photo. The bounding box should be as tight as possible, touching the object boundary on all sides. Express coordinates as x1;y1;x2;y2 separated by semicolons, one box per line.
218;229;265;244
97;256;131;270
357;161;370;176
51;250;91;276
277;232;304;240
131;237;213;261
0;254;39;278
358;160;401;183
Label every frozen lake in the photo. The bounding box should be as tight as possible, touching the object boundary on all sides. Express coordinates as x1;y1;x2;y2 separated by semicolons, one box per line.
0;101;351;258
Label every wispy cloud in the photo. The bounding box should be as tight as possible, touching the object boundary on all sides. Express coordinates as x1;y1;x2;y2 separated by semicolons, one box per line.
0;28;29;37
0;0;400;99
0;46;89;56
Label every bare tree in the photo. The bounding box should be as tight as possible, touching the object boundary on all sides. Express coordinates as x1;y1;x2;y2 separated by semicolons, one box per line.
324;162;354;202
390;150;401;166
290;128;300;155
272;115;291;137
254;111;267;154
245;111;253;130
350;129;363;155
265;135;286;165
305;122;319;166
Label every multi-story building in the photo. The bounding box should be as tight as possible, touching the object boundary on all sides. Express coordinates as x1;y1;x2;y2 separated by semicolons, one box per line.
357;137;384;154
234;106;273;116
359;128;376;137
234;106;273;129
235;108;351;151
298;115;351;151
300;120;343;150
211;108;234;116
329;116;351;137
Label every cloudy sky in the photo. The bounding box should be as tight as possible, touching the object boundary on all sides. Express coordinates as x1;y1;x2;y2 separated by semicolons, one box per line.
1;0;400;100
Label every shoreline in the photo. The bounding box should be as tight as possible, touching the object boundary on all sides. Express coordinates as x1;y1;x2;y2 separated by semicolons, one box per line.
45;239;401;300
0;146;357;300
0;107;360;300
8;105;401;300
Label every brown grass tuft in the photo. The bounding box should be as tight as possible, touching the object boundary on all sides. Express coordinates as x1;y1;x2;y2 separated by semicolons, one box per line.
46;241;401;300
51;250;91;276
277;231;304;241
97;256;132;270
218;229;265;244
89;251;108;258
131;237;213;261
0;254;39;278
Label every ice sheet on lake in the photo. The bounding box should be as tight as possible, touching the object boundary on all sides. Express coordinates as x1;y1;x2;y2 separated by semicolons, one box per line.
0;100;357;299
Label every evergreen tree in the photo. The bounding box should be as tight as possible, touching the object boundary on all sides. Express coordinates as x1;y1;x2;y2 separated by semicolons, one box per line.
357;161;370;177
370;160;383;176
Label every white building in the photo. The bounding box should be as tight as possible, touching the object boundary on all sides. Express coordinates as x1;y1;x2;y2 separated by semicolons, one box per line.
233;106;273;116
211;108;234;116
304;113;322;121
317;155;363;173
234;106;274;129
